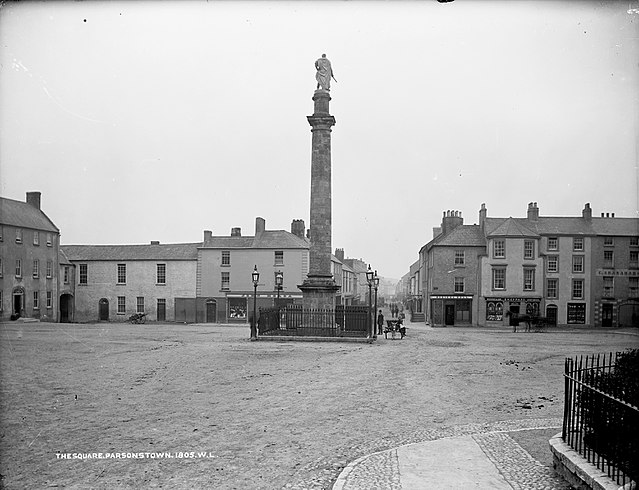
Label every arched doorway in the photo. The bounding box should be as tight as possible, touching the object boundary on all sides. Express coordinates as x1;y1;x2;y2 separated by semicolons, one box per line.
206;299;217;323
12;287;25;319
99;298;109;321
60;294;73;323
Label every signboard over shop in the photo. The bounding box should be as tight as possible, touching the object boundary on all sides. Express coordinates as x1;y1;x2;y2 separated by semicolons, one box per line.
596;269;639;277
430;295;473;300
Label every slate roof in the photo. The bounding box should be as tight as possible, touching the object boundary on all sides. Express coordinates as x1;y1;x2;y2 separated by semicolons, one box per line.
59;249;73;265
61;243;201;261
422;225;486;252
485;217;639;237
0;197;59;233
202;230;309;249
487;217;540;238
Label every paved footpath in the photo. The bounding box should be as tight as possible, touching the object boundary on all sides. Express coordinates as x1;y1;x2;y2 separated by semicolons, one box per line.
333;418;570;490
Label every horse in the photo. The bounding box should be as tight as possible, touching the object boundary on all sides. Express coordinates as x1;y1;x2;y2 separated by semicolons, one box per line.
506;311;534;333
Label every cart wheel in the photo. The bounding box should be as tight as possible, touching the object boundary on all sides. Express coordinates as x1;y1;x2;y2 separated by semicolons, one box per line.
140;316;146;324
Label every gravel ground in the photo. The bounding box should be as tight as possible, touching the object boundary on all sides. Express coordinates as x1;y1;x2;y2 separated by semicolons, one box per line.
0;319;636;489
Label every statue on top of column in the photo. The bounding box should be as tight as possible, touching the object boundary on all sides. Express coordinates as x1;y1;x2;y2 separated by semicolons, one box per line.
315;54;337;91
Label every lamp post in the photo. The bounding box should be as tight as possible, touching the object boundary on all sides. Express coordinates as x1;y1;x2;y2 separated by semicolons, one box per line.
251;265;259;340
275;270;283;308
373;270;379;339
366;265;374;338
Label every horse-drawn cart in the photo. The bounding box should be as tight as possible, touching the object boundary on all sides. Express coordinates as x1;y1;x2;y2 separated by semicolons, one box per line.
384;320;406;339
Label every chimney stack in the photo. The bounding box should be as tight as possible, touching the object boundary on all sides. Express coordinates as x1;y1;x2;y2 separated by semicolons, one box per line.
582;203;592;220
479;203;487;232
231;227;242;237
441;210;463;235
26;191;41;210
335;248;345;261
203;230;212;244
255;217;266;235
150;241;160;245
527;202;539;221
291;219;306;239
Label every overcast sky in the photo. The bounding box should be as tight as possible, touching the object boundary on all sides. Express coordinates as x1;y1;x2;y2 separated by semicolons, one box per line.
1;1;637;280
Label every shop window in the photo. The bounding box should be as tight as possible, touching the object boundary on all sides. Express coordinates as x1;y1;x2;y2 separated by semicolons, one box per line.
567;303;586;324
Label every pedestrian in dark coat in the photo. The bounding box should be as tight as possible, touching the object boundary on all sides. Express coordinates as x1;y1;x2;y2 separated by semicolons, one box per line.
377;310;384;335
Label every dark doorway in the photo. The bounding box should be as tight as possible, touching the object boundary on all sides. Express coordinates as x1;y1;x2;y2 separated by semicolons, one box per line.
60;294;73;322
601;304;613;328
13;291;23;318
546;305;558;326
157;299;166;322
206;299;217;323
99;298;109;321
509;306;520;327
445;304;455;326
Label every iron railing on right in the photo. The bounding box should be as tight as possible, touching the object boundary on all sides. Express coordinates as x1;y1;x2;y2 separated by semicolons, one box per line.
563;352;638;487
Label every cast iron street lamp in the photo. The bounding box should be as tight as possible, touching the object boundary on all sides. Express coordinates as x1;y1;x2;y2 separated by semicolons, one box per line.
373;270;379;339
366;265;374;338
251;265;259;340
275;270;283;307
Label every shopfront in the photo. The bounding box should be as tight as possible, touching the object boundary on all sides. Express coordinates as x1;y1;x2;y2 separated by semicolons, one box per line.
430;295;473;327
485;297;541;326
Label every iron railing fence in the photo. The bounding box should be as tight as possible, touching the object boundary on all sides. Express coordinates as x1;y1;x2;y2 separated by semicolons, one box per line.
258;305;369;337
563;352;638;487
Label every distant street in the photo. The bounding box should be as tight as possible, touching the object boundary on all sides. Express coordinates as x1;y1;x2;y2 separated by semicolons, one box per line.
0;319;636;489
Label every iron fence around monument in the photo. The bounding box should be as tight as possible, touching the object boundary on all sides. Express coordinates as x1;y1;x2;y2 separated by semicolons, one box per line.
258;304;369;337
562;351;638;487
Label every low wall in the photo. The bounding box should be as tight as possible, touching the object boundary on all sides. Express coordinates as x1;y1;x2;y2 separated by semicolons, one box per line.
549;433;635;490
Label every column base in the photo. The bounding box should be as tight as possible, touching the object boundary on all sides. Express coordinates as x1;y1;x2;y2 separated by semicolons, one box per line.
298;276;340;310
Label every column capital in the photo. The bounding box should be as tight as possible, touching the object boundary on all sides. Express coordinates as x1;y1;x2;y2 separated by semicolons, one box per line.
307;115;336;129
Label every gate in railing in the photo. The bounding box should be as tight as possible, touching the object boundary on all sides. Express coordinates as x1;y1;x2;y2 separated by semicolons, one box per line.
258;304;369;337
563;351;638;487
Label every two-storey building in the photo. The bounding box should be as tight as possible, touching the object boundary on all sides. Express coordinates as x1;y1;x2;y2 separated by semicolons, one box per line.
61;242;199;323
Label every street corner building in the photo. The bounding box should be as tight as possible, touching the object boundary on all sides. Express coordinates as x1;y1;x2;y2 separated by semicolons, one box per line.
401;202;639;329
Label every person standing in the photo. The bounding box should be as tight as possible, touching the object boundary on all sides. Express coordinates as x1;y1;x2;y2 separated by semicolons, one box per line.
377;309;384;335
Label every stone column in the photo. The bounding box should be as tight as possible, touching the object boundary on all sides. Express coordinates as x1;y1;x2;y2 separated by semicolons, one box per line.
299;89;340;310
